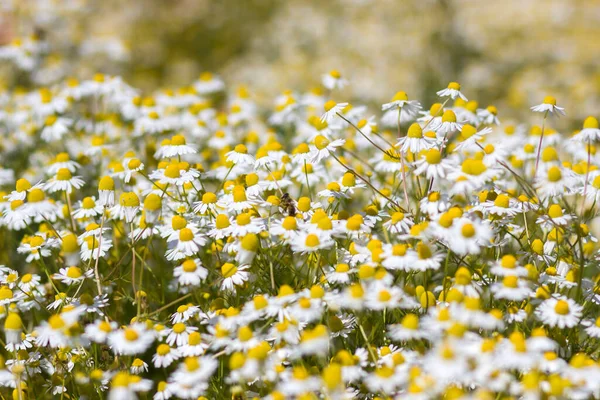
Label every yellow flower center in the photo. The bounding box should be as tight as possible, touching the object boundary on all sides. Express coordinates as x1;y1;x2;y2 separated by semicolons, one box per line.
425;148;442;164
407;123;423;138
179;228;194;242
543;96;557;106
305;234;320;247
182;260;197;273
221;263;237;278
503;276;519;288
416;242;432;259
494;194;509;208
314;135;330;150
124;328;139;341
232;185;247;202
98;176;114;191
82;197;96;209
236;213;251;226
56;168;72;181
378;290;391;302
172;215;187;230
461;159;487;176
442;110;457;123
324;100;337;112
164;164;181;179
391;91;408;102
157;344;171;356
66;266;82;278
144;193;161;211
401;314;419;330
547;166;562;182
461;223;476;238
120;192;140;207
447;82;461;90
548;204;563;218
583;116;599;129
188;331;202;345
15;178;32;193
30;236;44;247
215;214;230;229
173;323;186;334
554;300;570;315
202;192;217;204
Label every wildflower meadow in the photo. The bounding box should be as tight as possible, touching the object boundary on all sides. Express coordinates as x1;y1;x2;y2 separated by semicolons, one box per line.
1;1;600;400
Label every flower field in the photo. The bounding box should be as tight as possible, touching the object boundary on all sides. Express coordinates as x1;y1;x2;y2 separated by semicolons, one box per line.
1;1;600;400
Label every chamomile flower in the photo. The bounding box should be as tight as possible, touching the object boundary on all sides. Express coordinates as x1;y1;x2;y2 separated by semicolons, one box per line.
388;314;430;342
155;134;197;159
446;218;493;255
108;323;156;355
572;116;600;142
165;227;206;261
292;232;335;254
72;196;103;219
220;263;250;292
40;115;72;142
436;82;467;101
173;259;208;287
44;168;85;193
53;266;94;285
381;91;422;117
397;123;436;153
530;96;565;116
413;148;455;179
320;101;348;124
435;109;463;135
322;70;348;90
310;134;346;163
536;296;583;329
153;344;181;368
491;276;532;301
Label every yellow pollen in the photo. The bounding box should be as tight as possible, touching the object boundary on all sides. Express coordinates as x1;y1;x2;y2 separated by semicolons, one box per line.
461;223;476;238
324;100;337;112
547;166;562;182
554;300;570;315
98;176;114;191
305;234;320;247
503;276;519;288
391;91;408;102
182;260;197;273
120;192;140;207
236;213;251;226
56;168;72;181
314;135;330;150
202;192;217;204
221;263;237;278
442;110;457;123
124;328;139;341
401;314;419;330
81;197;96;209
157;344;171;356
179;228;194;241
66;266;82;278
407;123;423;138
425;148;442;164
494;194;510;208
583;116;599;129
501;255;517;269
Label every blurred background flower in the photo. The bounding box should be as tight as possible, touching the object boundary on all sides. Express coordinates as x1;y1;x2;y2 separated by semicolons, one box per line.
1;0;600;122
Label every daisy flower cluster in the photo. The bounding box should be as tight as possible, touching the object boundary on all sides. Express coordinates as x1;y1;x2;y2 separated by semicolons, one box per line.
0;70;599;400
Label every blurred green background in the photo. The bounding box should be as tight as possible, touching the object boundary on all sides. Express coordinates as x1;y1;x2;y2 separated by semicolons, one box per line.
2;0;600;120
